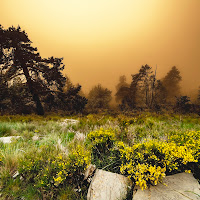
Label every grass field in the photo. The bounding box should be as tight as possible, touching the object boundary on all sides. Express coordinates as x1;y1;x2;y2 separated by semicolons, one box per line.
0;113;199;199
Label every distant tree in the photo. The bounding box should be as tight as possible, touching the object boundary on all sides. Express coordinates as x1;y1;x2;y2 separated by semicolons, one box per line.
136;65;157;108
87;84;112;111
154;80;167;106
0;25;66;115
162;66;182;103
115;75;129;103
117;64;167;111
115;75;129;93
128;64;159;109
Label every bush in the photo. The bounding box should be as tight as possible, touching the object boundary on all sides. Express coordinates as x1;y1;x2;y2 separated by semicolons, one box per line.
117;139;197;189
87;128;119;170
18;144;91;199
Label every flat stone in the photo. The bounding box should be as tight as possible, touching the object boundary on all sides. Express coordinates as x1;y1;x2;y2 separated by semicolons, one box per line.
87;169;132;200
133;172;200;200
61;119;79;126
0;136;21;144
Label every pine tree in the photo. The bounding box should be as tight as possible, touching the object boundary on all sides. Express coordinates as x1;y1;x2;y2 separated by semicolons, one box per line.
0;25;66;115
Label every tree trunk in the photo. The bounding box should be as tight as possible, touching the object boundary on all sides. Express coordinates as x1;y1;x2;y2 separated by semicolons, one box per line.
22;65;44;115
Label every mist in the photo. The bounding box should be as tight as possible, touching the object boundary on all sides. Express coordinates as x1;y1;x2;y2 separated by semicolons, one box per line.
1;0;200;100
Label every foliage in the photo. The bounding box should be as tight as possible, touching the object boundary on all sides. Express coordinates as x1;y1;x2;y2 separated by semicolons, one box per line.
87;84;112;111
0;25;66;115
88;128;115;147
174;96;192;113
168;130;200;157
117;139;197;189
48;85;87;113
162;66;182;103
0;113;200;198
0;25;87;115
87;128;119;170
197;87;200;104
118;65;165;110
17;144;91;199
115;75;130;103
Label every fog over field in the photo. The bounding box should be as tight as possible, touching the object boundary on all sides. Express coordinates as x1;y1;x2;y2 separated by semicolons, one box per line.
1;0;200;97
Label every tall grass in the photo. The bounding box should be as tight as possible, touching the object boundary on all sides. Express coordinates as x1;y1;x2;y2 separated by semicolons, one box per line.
0;113;199;199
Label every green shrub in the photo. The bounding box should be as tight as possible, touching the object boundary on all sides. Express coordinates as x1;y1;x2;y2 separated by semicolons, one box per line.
17;144;91;199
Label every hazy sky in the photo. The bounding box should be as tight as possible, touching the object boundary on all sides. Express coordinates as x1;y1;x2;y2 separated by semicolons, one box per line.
1;0;200;95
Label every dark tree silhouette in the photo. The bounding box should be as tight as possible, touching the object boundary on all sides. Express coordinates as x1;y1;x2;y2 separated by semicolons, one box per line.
118;65;165;110
135;65;157;108
0;25;66;115
0;70;10;112
129;64;158;109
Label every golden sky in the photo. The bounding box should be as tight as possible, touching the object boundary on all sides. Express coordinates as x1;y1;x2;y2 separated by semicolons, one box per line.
1;0;200;95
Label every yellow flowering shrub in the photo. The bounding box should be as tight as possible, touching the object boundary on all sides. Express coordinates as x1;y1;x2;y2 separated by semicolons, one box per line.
168;130;200;158
18;144;91;198
117;139;197;189
87;128;115;146
67;144;91;175
87;128;117;169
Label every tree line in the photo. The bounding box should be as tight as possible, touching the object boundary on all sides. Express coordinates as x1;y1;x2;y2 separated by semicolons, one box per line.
87;65;200;114
0;25;200;115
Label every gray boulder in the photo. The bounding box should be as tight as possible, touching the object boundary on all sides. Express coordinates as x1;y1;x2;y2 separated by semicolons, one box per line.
133;172;200;200
87;169;132;200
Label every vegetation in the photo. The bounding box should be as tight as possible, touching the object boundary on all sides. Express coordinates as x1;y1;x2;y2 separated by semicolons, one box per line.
87;84;112;112
0;113;199;199
0;24;200;199
0;25;87;115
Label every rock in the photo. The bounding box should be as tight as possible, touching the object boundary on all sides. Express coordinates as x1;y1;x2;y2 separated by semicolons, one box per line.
133;172;200;200
13;171;19;178
87;169;132;200
32;135;39;141
84;164;96;182
61;119;79;126
0;136;21;144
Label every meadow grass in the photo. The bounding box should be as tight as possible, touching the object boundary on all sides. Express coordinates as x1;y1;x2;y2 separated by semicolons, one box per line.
0;113;199;199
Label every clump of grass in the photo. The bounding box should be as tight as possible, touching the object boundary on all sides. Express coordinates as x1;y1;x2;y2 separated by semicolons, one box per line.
0;123;12;136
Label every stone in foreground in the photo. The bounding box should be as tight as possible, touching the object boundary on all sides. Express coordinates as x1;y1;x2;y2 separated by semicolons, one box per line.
87;169;132;200
133;172;200;200
0;136;21;144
